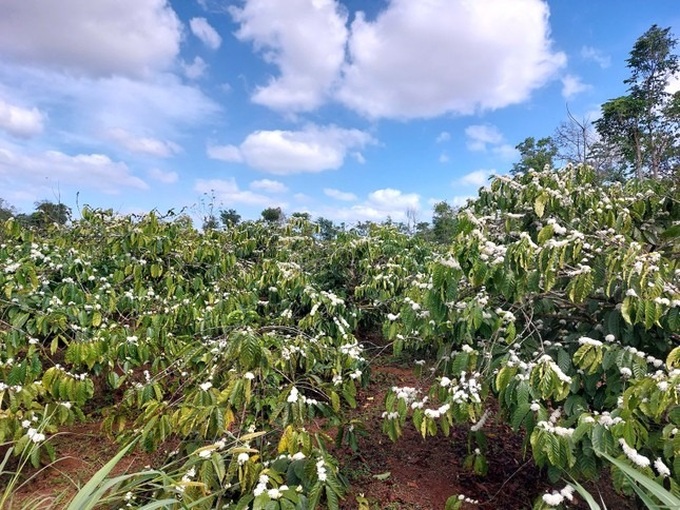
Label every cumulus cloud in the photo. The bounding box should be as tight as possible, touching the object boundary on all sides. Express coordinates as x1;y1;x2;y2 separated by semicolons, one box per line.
207;144;243;162
458;169;493;187
0;99;45;138
337;0;565;119
324;188;357;201
465;124;504;151
208;125;374;174
0;66;221;143
561;74;590;99
195;178;281;206
0;147;148;194
148;168;178;183
230;0;348;112
190;17;222;49
182;56;208;80
320;188;421;223
461;124;516;160
0;0;182;77
368;188;419;210
439;153;450;164
581;46;610;68
107;128;181;157
250;179;288;193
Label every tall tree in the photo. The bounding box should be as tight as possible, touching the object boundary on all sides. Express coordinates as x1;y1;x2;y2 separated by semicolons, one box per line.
261;206;284;224
510;136;558;175
553;108;598;168
431;201;456;244
20;200;71;228
220;208;241;228
595;25;680;178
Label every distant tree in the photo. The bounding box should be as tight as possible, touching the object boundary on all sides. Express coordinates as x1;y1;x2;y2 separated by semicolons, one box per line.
414;221;433;241
0;198;16;222
316;217;339;241
36;200;71;225
220;208;241;228
19;201;72;228
202;215;219;231
510;136;558;175
351;221;375;236
290;212;311;221
553;108;597;167
405;207;418;234
595;25;680;178
261;207;284;224
431;201;456;244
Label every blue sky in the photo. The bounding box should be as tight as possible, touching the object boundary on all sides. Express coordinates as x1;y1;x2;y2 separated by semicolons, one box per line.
0;0;678;225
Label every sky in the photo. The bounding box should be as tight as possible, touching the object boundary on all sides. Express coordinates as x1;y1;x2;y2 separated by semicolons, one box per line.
0;0;678;226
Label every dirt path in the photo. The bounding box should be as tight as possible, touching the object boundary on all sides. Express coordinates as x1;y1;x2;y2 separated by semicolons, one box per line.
335;361;636;510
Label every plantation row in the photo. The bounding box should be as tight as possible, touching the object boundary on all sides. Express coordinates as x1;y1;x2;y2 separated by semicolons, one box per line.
0;165;679;509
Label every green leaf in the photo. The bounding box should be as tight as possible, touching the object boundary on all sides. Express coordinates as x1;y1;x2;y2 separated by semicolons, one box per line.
534;193;548;218
601;453;680;508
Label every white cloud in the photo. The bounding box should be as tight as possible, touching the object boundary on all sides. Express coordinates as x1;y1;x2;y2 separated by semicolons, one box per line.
182;56;208;80
107;128;181;157
450;195;475;207
0;0;182;77
250;179;288;193
492;143;518;160
148;168;178;183
561;74;590;99
0;64;221;143
352;152;366;164
0;147;148;194
195;178;282;206
190;17;222;50
458;169;493;187
0;99;44;138
436;131;451;143
666;74;680;94
230;0;348;112
368;188;420;210
319;188;421;223
438;153;450;163
207;144;243;162
324;188;357;201
337;0;565;119
465;124;504;151
210;125;374;175
581;46;610;68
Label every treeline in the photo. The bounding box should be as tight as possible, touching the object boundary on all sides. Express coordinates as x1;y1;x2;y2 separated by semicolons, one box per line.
513;24;680;181
201;204;459;244
0;199;71;228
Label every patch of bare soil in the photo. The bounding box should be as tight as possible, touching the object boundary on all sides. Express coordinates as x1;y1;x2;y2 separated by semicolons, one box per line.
335;361;637;510
6;422;176;509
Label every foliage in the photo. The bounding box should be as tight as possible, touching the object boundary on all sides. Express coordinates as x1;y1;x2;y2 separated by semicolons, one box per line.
261;207;284;224
220;208;242;228
379;164;679;506
0;206;435;508
431;201;457;244
1;162;678;508
595;25;680;179
511;136;558;175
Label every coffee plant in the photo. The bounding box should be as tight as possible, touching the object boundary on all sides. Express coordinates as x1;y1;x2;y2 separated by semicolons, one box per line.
0;164;678;508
